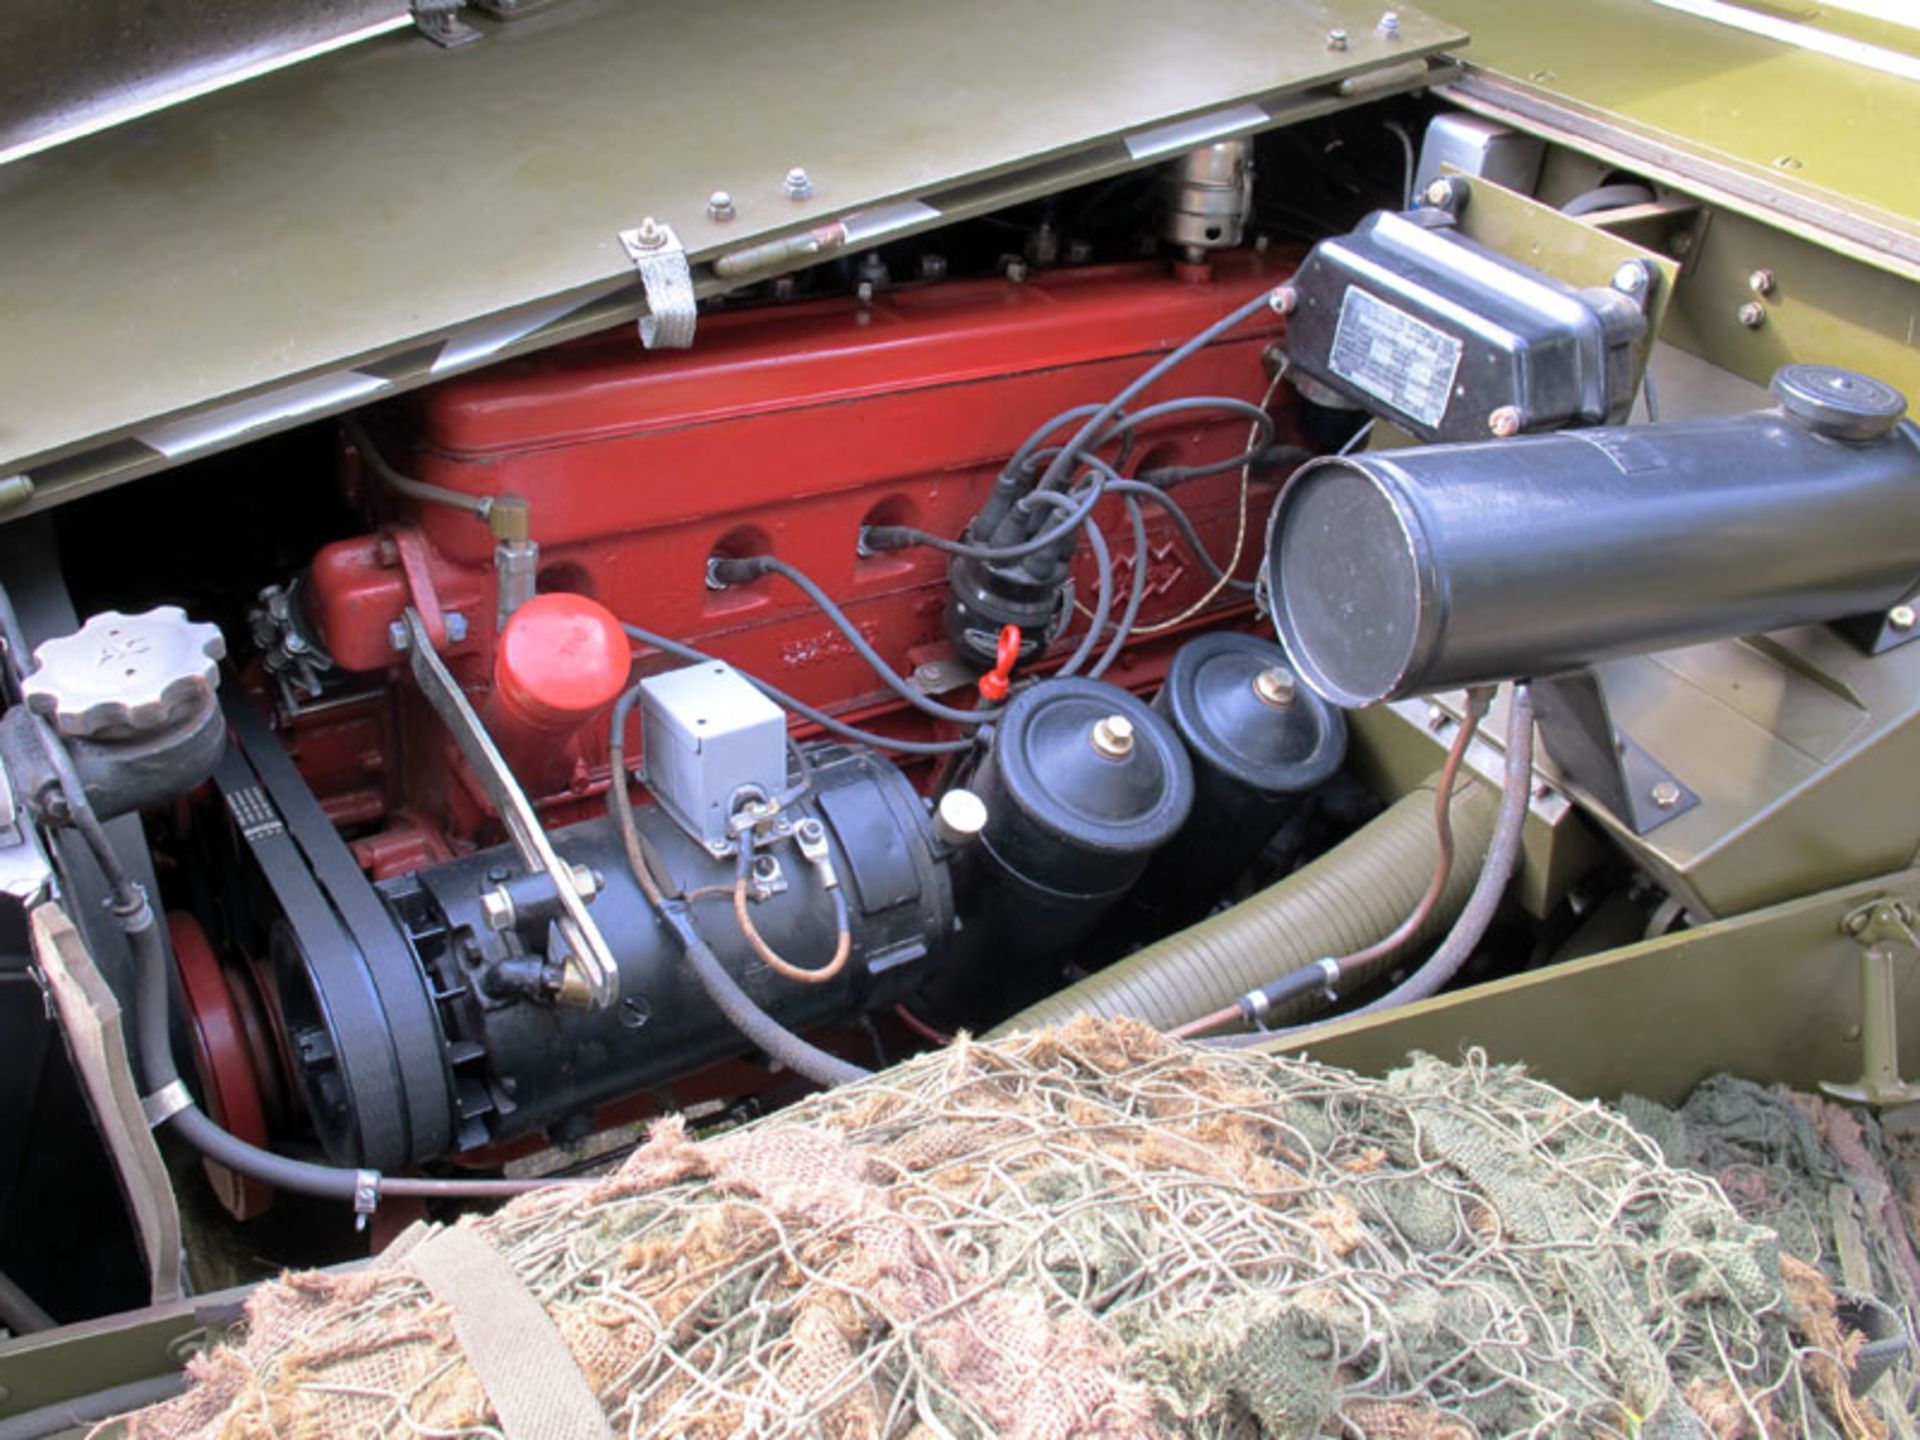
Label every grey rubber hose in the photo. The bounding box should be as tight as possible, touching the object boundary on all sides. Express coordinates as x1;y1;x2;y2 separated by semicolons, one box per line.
986;770;1499;1037
1342;685;1534;1017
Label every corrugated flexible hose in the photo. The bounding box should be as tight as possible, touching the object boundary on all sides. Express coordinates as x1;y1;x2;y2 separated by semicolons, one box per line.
986;770;1498;1038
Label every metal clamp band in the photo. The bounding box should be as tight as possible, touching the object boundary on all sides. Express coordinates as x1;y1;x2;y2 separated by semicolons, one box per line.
618;217;696;350
354;1169;382;1230
141;1077;194;1128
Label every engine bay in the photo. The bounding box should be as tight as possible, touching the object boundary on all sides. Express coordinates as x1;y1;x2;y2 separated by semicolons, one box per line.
4;71;1920;1341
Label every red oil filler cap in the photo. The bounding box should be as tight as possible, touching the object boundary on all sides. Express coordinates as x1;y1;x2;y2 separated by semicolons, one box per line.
485;593;630;794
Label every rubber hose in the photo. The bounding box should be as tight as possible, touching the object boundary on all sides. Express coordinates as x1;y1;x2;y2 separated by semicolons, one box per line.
656;903;869;1086
985;771;1498;1037
1345;685;1534;1016
130;900;557;1199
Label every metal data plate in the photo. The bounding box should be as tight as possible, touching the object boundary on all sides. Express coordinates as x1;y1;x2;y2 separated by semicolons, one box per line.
0;0;1462;514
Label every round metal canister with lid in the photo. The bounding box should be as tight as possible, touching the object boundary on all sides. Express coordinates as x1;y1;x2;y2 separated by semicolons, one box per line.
928;677;1192;1024
1135;631;1346;916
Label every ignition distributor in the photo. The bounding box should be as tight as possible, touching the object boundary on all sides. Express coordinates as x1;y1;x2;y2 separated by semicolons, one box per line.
928;468;1080;673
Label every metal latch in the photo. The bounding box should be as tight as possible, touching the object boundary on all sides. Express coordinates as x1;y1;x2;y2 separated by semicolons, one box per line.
618;217;697;350
1821;899;1920;1108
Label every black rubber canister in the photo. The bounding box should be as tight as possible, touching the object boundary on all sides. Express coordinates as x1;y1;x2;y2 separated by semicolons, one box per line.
928;677;1193;1025
1135;632;1346;917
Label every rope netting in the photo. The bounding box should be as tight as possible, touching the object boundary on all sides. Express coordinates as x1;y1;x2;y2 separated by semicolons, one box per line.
109;1019;1900;1438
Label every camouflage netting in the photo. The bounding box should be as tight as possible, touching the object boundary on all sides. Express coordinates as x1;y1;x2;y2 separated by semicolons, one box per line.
109;1020;1898;1439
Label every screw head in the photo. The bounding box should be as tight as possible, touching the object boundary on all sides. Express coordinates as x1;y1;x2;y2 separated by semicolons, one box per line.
1651;779;1683;810
1254;667;1297;709
1327;26;1349;49
706;190;736;221
633;216;667;249
1736;301;1767;329
1747;268;1775;295
1268;284;1298;316
919;253;949;279
1611;260;1648;296
1004;258;1029;283
1065;239;1092;264
1422;176;1458;210
1889;603;1917;632
1377;10;1401;36
782;166;814;200
1488;405;1523;438
1091;713;1136;759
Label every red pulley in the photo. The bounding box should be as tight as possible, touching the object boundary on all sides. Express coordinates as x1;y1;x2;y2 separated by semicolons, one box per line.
169;912;277;1220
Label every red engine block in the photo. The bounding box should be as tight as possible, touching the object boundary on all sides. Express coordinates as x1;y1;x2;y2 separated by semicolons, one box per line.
296;253;1300;866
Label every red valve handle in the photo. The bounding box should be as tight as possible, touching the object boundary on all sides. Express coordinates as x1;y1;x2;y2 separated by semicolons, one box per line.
978;624;1021;702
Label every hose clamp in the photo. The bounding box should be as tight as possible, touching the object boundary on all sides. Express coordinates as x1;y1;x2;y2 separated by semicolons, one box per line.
1239;987;1271;1028
354;1169;383;1230
1314;956;1341;1004
140;1077;193;1128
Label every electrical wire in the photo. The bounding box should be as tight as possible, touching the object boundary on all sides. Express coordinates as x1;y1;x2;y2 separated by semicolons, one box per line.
1124;368;1286;636
1051;509;1112;679
730;834;853;984
712;557;1001;728
1088;497;1148;680
1171;686;1491;1040
620;622;974;757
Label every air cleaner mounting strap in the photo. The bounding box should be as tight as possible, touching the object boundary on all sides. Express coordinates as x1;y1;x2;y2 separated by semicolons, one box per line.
618;217;697;350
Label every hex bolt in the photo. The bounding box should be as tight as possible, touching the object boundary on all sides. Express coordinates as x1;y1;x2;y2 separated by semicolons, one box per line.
1004;258;1029;283
1736;301;1767;329
1748;268;1775;295
1268;284;1298;316
1065;239;1092;264
1090;714;1135;759
1651;779;1683;810
444;611;469;643
1890;603;1917;633
1488;405;1523;438
782;167;814;200
1253;667;1297;709
1423;176;1458;210
387;619;411;653
706;190;737;222
1611;260;1648;296
1377;10;1401;37
571;863;602;898
633;216;667;250
919;253;950;280
1425;702;1448;732
1326;27;1349;49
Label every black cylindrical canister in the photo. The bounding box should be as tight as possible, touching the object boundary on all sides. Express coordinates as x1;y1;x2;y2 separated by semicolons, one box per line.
932;677;1193;1025
1133;631;1346;917
1267;365;1920;706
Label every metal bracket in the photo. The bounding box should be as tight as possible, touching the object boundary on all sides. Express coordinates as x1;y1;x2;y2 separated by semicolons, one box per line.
1833;589;1920;657
1531;670;1698;836
1822;900;1920;1107
618;217;697;350
140;1077;194;1129
403;608;619;1009
412;0;481;48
